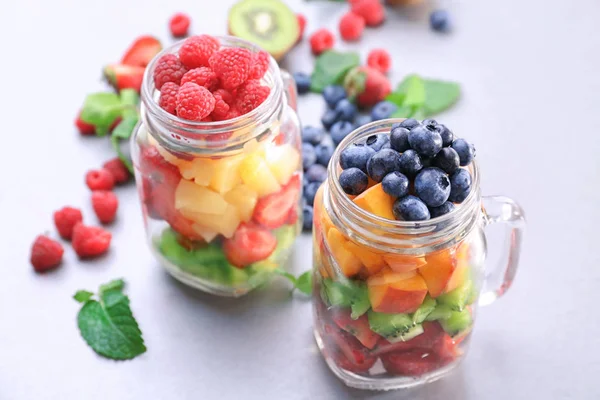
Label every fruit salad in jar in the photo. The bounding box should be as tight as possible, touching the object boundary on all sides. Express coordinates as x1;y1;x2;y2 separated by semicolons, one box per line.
132;35;302;296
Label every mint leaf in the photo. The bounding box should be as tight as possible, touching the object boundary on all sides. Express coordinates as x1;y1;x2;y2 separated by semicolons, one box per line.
311;51;360;93
111;116;138;174
74;290;94;303
119;89;140;120
99;278;125;295
422;79;460;116
387;74;425;108
80;93;123;137
295;271;313;295
391;105;416;119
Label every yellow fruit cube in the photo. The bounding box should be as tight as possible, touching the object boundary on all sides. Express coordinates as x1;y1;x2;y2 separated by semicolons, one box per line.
174;180;228;215
266;144;301;185
239;153;281;197
209;155;244;194
191;224;219;243
181;204;241;238
224;185;258;222
178;158;215;186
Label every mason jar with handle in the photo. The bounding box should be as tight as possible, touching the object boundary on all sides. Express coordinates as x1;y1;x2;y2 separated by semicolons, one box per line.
312;119;525;390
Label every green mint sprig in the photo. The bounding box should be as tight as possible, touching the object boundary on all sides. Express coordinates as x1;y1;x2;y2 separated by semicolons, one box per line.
276;270;313;295
311;50;360;93
73;279;146;360
387;74;460;119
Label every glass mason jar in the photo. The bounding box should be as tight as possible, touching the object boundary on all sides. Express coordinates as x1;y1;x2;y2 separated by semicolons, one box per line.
312;120;525;390
131;36;302;297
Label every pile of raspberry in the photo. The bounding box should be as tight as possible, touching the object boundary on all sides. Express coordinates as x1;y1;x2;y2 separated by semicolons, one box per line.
153;34;272;122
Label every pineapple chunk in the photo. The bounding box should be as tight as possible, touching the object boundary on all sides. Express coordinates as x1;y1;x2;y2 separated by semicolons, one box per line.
224;185;258;222
181;204;241;238
209;155;244;194
178;158;216;186
174;180;228;215
266;144;301;185
191;224;219;243
239;153;281;197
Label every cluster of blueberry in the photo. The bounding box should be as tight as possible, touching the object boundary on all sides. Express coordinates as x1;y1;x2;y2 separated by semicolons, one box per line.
339;119;475;221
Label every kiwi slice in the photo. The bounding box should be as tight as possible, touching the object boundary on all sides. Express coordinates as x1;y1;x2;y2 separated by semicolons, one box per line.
368;310;424;343
228;0;299;61
412;295;437;324
440;310;473;337
437;280;475;311
321;278;370;319
425;304;454;322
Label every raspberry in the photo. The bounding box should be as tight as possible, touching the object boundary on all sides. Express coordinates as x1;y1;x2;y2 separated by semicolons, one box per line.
209;48;253;90
30;235;64;272
169;13;191;38
249;50;270;80
235;80;271;114
351;0;386;27
367;48;392;74
339;12;365;41
176;82;216;121
159;82;179;115
85;169;115;191
153;54;188;89
180;67;219;91
75;111;95;135
297;14;307;41
211;91;231;120
212;88;234;106
91;191;119;224
226;108;241;120
72;223;112;259
179;35;220;69
53;207;83;240
310;29;335;55
102;158;130;184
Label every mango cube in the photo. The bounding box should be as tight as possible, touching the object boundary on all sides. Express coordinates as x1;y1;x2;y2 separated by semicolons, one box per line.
353;183;395;220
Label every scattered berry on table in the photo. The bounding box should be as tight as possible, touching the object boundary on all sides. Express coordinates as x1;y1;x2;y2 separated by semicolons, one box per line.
302;143;317;169
310;28;335;55
153;54;188;89
306;164;328;183
75;112;96;135
180;67;219;91
448;169;472;203
438;124;454;147
430;10;451;33
398;149;423;178
335;99;357;122
158;82;180;115
209;47;253;90
169;13;191;38
432;147;460;175
340;144;375;173
30;235;64;272
354;115;372;129
339;12;365;42
382;171;410;198
390;126;411;153
315;142;335;166
323;85;347;108
249;50;270;80
92;191;119;224
393;195;431;221
54;207;83;240
86;169;115;191
294;72;312;94
235;80;270;114
452;138;475;166
72;223;112;259
366;134;390;151
344;66;391;107
304;182;322;206
371;101;398;121
397;118;421;130
179;35;220;69
366;148;401;182
302;205;313;231
408;125;443;157
302;126;326;145
297;14;307;41
429;201;455;218
351;0;386;27
176;82;216;121
339;168;369;195
321;109;339;130
414;167;451;207
367;49;392;74
102;158;130;185
330;121;354;146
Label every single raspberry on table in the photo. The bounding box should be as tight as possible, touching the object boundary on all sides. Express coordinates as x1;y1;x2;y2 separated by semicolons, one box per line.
30;235;64;272
249;50;270;80
235;80;271;114
351;0;386;27
297;14;307;41
159;82;180;115
310;29;335;55
211;91;231;120
153;54;188;89
367;48;392;74
75;111;95;135
339;12;365;41
91;191;119;224
53;207;83;240
169;13;191;38
179;35;220;69
209;47;253;90
176;82;216;121
180;67;219;91
72;223;112;258
85;169;115;191
102;158;130;184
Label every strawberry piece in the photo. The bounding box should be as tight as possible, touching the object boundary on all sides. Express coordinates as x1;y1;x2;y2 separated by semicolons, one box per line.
91;191;119;224
332;311;381;349
53;206;83;240
30;235;64;272
222;223;277;268
252;174;301;229
103;64;146;93
344;66;391;107
72;223;112;258
121;36;162;68
324;325;377;373
371;321;446;356
381;349;443;376
75;111;96;135
285;206;299;225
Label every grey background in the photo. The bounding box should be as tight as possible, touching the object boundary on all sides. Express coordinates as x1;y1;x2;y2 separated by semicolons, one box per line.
1;0;599;399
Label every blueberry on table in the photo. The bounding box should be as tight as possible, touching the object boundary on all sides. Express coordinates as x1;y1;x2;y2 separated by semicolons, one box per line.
366;134;390;151
390;126;411;152
414;167;451;207
293;72;311;95
366;148;401;182
448;169;472;203
305;181;322;206
398;149;423;178
339;168;369;195
335;99;357;122
432;147;460;175
371;101;399;121
408;126;443;158
315;142;335;166
397;118;421;130
382;171;410;198
302;205;314;231
302;126;326;145
323;85;347;108
340;143;376;172
438;124;454;147
330;121;355;145
393;195;431;221
306;164;328;183
354;115;373;129
430;10;451;33
452;139;475;166
429;201;455;218
321;109;339;130
302;143;317;169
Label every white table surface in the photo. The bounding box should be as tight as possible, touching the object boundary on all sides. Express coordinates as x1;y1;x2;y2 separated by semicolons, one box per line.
1;0;599;399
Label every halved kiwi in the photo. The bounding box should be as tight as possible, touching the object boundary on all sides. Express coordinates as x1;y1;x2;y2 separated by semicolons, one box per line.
228;0;299;61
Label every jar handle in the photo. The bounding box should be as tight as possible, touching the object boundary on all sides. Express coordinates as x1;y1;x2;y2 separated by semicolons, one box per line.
280;69;298;111
479;196;526;306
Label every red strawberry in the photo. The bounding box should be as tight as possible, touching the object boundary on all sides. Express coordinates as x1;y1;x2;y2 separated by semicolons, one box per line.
252;174;301;229
222;223;277;268
381;349;444;376
324;325;377;373
344;66;391;107
332;311;381;349
75;111;96;135
103;64;146;93
121;36;162;68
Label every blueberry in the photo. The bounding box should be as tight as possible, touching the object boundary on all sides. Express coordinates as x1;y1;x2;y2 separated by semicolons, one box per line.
420;156;433;168
422;119;439;130
390;127;411;152
354;115;373;129
398;118;421;130
408;125;443;157
432;147;460;174
294;72;311;95
302;126;325;145
335;99;357;122
382;171;410;198
371;101;399;121
302;143;317;169
321;109;339;130
448;169;472;203
323;85;347;108
452;139;475;166
315;142;335;166
366;134;390;151
366;148;401;182
398;149;423;178
393;195;431;221
430;10;451;33
438;124;454;147
340;144;376;172
414;167;451;207
339;168;369;195
429;202;455;218
380;142;391;150
306;164;328;183
330;121;354;145
302;205;314;231
304;182;321;206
